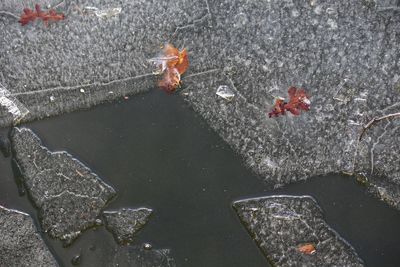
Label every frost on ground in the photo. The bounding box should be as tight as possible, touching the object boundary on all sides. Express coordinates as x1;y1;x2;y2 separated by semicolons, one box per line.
103;207;153;244
0;205;58;266
10;127;116;245
233;196;365;267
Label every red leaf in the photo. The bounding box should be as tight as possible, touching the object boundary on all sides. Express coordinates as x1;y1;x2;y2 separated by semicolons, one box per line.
268;87;310;118
19;4;64;26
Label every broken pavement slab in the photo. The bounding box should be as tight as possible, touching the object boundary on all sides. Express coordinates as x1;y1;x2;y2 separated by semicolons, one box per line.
10;127;116;245
233;195;365;267
0;205;58;267
103;207;153;245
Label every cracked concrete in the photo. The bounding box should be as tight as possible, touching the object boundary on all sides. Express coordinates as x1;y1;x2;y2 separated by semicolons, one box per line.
103;207;152;245
0;205;58;266
10;127;116;245
233;196;365;267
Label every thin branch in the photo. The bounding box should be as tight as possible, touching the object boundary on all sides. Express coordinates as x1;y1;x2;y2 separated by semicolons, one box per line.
0;11;19;20
377;6;400;12
51;0;65;10
359;112;400;141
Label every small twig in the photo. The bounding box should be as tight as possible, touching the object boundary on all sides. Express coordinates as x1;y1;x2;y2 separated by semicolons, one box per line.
359;112;400;141
0;11;19;20
377;6;400;12
51;0;65;10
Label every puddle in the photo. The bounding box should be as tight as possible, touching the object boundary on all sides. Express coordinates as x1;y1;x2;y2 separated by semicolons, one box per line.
0;89;400;266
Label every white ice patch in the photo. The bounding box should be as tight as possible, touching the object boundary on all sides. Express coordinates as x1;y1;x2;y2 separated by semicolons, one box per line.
216;85;235;101
0;84;29;124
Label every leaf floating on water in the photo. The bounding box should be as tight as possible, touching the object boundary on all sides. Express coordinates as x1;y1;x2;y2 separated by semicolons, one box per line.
149;44;189;93
298;243;316;255
216;85;235;101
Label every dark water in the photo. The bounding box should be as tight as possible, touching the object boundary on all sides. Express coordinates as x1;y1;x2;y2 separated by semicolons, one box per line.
0;89;400;267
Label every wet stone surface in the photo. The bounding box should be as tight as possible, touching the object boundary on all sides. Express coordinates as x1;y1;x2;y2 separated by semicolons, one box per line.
103;207;152;244
233;195;365;267
108;245;176;267
10;127;116;245
0;205;58;266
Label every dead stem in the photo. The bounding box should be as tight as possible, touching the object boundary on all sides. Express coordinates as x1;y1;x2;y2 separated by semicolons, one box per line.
0;11;19;20
359;112;400;141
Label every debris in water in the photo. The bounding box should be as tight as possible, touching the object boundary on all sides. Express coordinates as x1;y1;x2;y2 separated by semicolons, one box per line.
149;44;189;93
216;85;235;101
268;87;310;117
19;4;65;26
143;243;153;250
71;254;81;265
298;243;316;255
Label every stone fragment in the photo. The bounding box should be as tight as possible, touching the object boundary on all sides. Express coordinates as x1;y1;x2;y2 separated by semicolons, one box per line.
103;207;152;244
10;127;116;245
233;195;365;267
0;205;58;266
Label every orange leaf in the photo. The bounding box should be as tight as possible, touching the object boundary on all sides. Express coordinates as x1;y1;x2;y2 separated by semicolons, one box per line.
298;243;316;255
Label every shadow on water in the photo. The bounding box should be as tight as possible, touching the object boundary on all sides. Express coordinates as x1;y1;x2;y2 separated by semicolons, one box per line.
0;89;400;266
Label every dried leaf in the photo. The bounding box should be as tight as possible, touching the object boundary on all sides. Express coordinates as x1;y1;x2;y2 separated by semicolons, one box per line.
150;44;189;93
268;87;310;118
19;4;64;26
298;243;316;255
